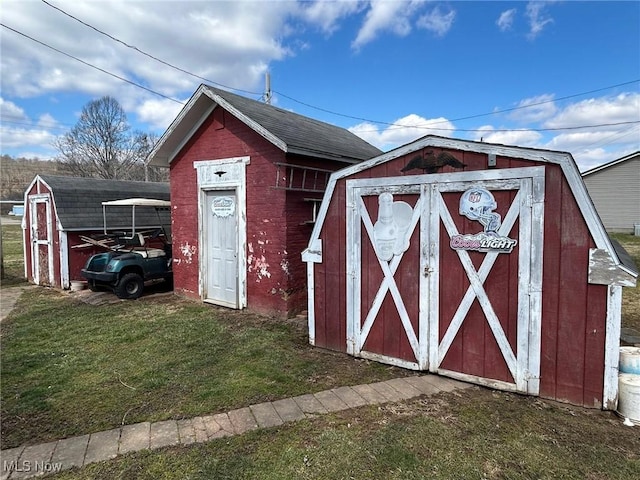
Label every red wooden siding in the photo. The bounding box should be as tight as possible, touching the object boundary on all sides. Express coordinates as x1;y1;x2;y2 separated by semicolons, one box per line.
66;232;106;281
539;165;606;408
170;109;285;313
170;107;342;316
313;183;347;350
312;147;610;408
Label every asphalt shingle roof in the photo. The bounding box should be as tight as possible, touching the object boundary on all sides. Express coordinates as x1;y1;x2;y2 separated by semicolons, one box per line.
36;175;170;231
147;84;382;167
206;85;382;161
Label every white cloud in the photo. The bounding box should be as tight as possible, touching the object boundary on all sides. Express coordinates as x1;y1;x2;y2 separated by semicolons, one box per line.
0;123;57;152
0;98;60;157
0;0;298;101
136;98;187;132
544;93;640;129
0;0;310;155
416;6;456;37
300;0;366;35
350;113;455;150
509;94;557;123
571;145;639;172
545;124;640;152
0;98;28;122
36;113;60;129
526;1;554;39
496;8;517;32
472;126;543;147
352;0;426;50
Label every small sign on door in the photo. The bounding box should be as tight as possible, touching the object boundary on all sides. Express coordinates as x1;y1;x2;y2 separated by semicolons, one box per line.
451;187;517;253
211;196;235;217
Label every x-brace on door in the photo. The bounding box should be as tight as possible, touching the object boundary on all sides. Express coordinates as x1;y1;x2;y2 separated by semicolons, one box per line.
346;166;545;394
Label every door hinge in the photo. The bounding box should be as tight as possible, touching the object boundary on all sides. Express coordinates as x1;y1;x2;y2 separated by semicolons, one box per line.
524;370;540;380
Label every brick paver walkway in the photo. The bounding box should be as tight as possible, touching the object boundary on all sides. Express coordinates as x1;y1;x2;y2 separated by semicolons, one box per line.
0;375;467;479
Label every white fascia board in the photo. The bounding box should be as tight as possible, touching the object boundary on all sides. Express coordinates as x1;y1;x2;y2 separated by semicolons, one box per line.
147;84;211;167
22;175;40;230
581;151;638;177
203;89;288;153
166;103;216;165
556;154;633;279
286;146;363;164
25;176;64;231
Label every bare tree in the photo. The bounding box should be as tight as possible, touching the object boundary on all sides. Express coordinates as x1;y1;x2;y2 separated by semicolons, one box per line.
54;96;152;180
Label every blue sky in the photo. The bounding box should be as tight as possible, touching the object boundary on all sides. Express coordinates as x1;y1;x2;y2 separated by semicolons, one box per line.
1;0;639;171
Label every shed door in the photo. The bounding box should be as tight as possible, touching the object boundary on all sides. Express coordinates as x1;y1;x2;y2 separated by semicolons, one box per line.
347;167;545;394
204;190;238;308
30;195;53;286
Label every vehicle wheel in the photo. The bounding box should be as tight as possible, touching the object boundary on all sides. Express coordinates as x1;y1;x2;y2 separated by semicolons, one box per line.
115;273;144;299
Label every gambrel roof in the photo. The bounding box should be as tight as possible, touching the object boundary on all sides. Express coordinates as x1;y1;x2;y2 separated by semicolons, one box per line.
147;84;382;167
304;135;637;283
25;175;170;231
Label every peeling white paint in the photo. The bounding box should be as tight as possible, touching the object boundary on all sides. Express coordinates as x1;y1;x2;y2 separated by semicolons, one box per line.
247;235;274;282
179;242;197;265
280;258;290;276
254;255;271;281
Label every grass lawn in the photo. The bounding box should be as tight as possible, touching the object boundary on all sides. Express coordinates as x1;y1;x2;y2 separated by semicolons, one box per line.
1;221;28;288
48;389;640;479
0;288;410;449
611;233;640;332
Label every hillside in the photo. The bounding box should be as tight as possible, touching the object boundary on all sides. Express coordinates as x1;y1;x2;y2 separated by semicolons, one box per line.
0;155;168;214
0;155;66;210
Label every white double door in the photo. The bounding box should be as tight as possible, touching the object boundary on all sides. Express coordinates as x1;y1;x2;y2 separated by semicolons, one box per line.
346;167;545;394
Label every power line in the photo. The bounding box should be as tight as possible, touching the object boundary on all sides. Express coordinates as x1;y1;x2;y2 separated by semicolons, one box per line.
2;16;639;138
0;23;184;105
352;120;640;134
0;117;75;131
578;123;640;150
40;0;263;98
39;0;639;131
275;79;640;128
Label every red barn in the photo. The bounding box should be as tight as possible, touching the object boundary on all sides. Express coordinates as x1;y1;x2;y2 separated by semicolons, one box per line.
146;85;381;316
23;175;169;289
303;135;638;409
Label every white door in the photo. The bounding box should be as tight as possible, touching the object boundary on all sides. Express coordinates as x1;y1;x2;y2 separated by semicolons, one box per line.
347;166;545;394
30;195;53;286
204;190;238;308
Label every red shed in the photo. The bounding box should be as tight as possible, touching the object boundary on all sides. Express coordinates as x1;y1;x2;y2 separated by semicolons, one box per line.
303;135;638;409
23;175;169;289
146;85;381;316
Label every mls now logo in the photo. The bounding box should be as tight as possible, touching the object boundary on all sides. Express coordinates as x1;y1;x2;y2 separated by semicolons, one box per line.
3;460;63;474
